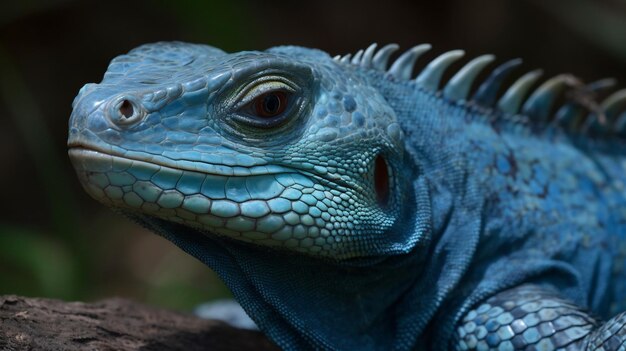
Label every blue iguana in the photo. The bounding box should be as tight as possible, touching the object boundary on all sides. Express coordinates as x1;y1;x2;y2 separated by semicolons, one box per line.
67;41;626;350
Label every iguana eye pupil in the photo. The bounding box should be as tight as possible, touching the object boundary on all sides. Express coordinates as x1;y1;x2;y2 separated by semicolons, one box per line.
255;91;287;118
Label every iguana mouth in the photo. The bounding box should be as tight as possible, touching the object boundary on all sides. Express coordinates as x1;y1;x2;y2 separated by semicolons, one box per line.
67;142;295;178
69;147;301;214
68;143;361;194
68;147;309;211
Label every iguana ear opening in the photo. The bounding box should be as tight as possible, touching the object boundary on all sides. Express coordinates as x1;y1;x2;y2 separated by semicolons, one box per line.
374;155;390;208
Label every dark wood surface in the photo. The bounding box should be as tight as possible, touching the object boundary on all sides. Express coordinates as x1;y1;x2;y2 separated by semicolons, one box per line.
0;295;278;351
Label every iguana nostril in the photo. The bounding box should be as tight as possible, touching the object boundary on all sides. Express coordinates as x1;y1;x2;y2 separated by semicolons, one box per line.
119;99;134;119
106;95;145;126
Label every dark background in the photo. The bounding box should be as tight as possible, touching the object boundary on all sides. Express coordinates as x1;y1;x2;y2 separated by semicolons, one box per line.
1;0;625;311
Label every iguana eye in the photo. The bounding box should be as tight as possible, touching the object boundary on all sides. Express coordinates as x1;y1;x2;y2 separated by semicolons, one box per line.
232;78;299;129
254;91;288;118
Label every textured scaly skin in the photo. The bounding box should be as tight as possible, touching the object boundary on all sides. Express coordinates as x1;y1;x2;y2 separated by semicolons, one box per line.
68;41;626;350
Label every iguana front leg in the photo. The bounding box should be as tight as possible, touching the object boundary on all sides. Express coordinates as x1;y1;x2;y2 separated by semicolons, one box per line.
454;285;626;350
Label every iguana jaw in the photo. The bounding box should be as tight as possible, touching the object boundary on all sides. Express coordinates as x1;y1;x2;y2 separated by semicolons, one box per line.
69;147;380;258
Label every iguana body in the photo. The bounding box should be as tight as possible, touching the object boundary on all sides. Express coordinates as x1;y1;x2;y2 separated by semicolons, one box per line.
68;41;626;350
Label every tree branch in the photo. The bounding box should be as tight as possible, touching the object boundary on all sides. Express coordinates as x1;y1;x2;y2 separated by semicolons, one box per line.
0;295;278;351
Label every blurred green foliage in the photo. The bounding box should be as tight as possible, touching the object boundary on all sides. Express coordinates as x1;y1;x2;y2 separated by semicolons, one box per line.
0;0;624;311
0;225;76;298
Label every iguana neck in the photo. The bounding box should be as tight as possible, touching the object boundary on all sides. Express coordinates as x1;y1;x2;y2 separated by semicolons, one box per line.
128;167;485;350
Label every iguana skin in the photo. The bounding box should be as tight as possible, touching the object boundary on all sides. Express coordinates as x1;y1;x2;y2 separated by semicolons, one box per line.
67;42;626;350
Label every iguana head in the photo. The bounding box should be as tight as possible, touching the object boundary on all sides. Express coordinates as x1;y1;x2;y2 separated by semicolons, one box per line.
68;42;413;259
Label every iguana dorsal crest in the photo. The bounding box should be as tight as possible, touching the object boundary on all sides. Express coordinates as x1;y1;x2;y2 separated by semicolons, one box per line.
335;43;626;137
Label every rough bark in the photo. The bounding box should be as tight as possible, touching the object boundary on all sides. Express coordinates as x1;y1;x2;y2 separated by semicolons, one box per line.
0;295;278;351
